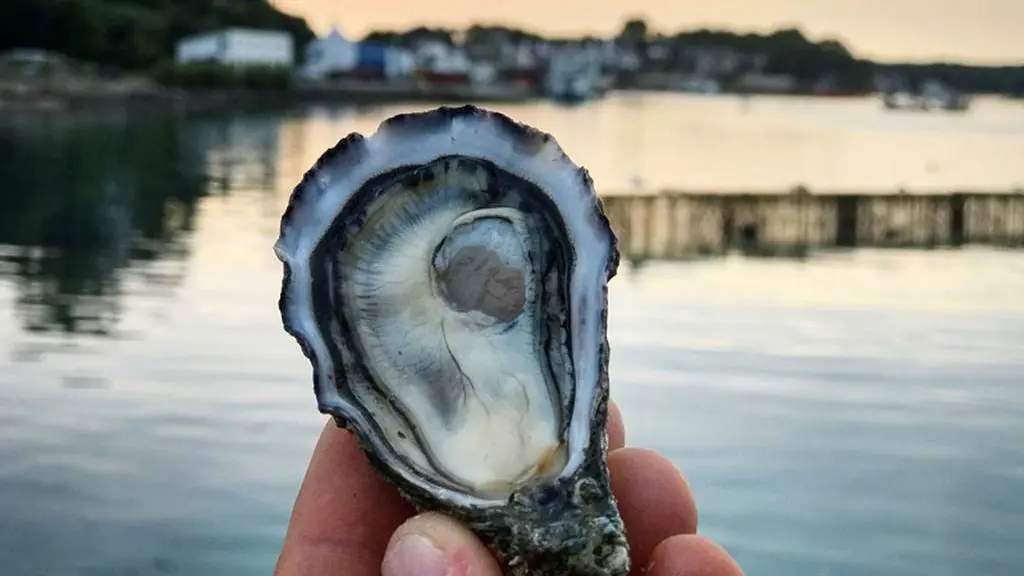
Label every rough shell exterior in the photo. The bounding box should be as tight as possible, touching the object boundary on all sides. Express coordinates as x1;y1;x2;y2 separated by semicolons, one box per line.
276;105;626;575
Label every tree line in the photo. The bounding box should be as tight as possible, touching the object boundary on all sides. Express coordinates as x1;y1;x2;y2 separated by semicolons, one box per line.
0;0;315;72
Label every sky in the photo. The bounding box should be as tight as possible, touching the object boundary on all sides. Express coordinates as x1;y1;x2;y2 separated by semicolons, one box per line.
271;0;1024;64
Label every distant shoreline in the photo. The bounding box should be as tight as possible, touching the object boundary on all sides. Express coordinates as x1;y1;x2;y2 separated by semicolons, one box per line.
13;78;1004;119
0;79;551;118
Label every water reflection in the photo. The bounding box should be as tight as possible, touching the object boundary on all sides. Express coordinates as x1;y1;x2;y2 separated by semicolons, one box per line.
1;101;1023;576
0;114;280;336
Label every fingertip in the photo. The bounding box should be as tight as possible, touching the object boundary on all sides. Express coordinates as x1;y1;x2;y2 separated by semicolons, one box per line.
382;512;503;576
607;400;627;451
608;448;698;572
646;535;744;576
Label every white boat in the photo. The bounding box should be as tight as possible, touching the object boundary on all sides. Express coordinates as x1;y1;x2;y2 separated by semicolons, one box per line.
676;77;721;94
882;79;971;112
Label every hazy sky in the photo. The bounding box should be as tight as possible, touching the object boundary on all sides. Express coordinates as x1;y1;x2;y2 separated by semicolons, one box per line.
272;0;1024;64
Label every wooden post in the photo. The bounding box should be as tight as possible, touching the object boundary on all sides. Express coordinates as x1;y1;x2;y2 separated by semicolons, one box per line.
948;193;966;247
835;195;860;247
720;197;735;253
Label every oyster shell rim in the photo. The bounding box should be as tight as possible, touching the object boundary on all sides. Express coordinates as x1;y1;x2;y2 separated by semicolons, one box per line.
274;105;621;509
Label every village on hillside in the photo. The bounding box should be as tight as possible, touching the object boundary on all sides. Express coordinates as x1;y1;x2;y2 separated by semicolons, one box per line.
2;15;1021;114
163;25;794;104
164;25;978;107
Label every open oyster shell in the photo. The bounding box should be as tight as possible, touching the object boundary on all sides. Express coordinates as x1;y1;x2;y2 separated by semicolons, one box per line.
274;105;627;575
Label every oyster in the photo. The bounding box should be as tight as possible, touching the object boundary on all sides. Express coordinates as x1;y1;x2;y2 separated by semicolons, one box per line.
274;105;626;575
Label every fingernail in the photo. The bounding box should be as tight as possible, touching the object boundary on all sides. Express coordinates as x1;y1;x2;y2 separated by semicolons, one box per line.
383;534;450;576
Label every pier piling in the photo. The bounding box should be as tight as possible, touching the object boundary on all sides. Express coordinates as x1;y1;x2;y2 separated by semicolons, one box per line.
598;189;1024;261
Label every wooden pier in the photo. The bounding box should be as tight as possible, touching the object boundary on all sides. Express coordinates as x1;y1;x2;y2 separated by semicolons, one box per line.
599;189;1024;260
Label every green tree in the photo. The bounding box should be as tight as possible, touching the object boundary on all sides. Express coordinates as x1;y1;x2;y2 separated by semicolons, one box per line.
618;18;648;45
0;0;315;71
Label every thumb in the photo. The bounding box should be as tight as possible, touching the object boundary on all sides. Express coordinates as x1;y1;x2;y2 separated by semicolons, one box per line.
381;512;504;576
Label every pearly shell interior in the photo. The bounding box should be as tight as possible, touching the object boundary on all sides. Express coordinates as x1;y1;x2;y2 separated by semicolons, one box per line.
333;156;571;497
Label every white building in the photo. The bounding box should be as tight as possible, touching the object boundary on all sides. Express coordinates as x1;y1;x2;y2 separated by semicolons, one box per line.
497;42;538;70
175;28;294;67
300;28;358;78
300;27;414;80
545;45;605;101
414;41;471;76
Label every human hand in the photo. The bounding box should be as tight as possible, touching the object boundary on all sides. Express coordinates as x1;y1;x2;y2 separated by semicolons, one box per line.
274;402;744;576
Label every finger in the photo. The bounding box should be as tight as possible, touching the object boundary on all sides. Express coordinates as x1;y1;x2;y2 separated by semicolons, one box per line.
646;535;745;576
607;448;698;574
275;420;415;576
607;400;626;451
382;512;504;576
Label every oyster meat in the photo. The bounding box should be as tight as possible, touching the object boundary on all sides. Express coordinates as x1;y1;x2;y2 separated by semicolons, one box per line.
275;105;626;575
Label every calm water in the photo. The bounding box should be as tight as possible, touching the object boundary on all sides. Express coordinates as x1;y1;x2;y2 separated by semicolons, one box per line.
1;95;1023;576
